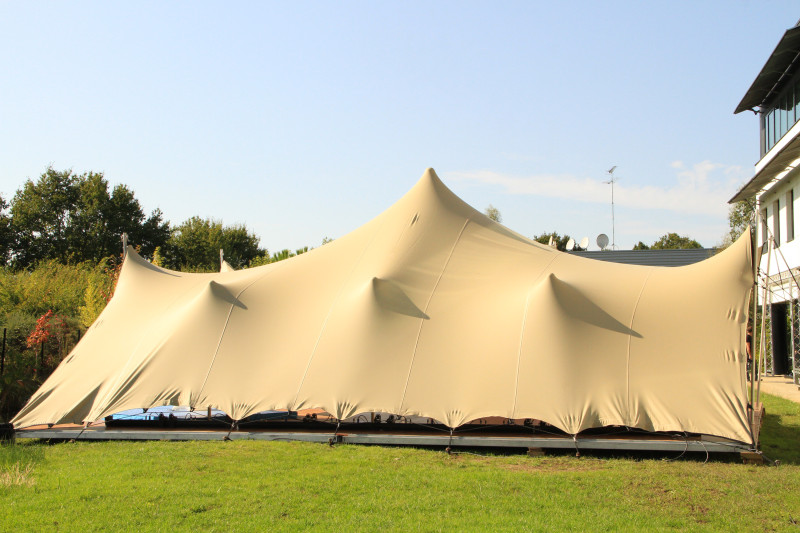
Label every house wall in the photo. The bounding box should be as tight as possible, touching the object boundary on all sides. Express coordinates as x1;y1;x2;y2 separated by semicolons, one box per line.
758;168;800;302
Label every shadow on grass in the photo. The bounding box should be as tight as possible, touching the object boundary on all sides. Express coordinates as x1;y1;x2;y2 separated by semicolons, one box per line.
760;413;800;465
538;447;745;463
759;393;800;465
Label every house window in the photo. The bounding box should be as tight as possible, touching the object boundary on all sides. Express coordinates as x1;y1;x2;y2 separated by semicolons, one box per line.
767;111;774;150
774;199;781;247
794;77;800;127
788;190;795;243
762;208;769;253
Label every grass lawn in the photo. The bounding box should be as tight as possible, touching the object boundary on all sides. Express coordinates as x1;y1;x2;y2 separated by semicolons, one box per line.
2;393;799;532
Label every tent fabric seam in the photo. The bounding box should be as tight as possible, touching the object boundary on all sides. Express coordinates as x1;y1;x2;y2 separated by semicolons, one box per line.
511;291;533;421
626;270;653;426
398;218;470;418
510;254;561;420
194;302;236;409
193;269;279;415
292;230;381;413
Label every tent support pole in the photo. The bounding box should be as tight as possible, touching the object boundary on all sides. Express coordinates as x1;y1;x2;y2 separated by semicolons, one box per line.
749;223;759;434
329;420;341;447
756;238;773;409
792;285;796;383
750;283;757;428
223;420;236;441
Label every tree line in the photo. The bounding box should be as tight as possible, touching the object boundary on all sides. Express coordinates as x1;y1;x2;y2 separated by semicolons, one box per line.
0;167;326;272
483;206;711;251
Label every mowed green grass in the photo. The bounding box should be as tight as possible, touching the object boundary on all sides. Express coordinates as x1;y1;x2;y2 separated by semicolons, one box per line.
1;393;799;532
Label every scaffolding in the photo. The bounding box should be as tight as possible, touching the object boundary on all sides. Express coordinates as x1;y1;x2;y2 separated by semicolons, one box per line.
760;244;800;383
793;294;800;384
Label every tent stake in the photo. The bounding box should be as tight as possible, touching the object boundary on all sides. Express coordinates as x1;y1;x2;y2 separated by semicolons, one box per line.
329;420;341;447
224;420;236;441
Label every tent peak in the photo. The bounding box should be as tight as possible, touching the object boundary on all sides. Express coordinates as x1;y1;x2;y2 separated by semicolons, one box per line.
416;167;444;190
412;167;457;202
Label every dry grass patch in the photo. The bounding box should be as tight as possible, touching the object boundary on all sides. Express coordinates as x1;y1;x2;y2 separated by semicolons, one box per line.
498;459;609;473
0;462;35;487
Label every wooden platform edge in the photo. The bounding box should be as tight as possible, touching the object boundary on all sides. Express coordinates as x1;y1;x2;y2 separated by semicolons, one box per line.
14;428;753;454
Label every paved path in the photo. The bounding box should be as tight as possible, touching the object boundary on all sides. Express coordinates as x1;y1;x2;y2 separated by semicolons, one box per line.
758;375;800;403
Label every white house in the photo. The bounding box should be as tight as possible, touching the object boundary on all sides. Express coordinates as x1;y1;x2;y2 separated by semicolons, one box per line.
731;20;800;379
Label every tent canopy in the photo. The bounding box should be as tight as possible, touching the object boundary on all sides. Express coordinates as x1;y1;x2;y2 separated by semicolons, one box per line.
13;169;755;444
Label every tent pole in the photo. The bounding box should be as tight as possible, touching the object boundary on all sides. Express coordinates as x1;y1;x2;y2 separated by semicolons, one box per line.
750;282;757;422
749;206;758;420
756;237;773;408
789;283;795;384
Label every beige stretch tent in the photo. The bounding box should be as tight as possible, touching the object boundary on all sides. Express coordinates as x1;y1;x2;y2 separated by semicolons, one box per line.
13;169;755;444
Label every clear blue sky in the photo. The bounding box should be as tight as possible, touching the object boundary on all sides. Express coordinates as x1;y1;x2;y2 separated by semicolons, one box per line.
1;2;797;251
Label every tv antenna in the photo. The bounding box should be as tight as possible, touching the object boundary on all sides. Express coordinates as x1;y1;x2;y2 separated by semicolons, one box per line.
603;166;619;250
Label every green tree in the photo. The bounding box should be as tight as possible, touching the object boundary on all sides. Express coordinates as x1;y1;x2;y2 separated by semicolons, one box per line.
532;231;573;252
484;205;502;223
247;253;271;268
718;199;755;249
0;194;11;266
632;241;650;250
71;172;170;261
151;246;164;267
0;259;112;419
650;233;703;250
162;217;264;271
10;167;80;267
79;278;106;327
269;247;310;263
77;259;119;327
9;167;169;267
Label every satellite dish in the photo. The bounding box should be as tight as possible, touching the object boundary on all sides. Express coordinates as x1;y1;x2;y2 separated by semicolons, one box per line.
579;237;589;249
548;235;555;247
565;238;575;251
597;233;609;250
